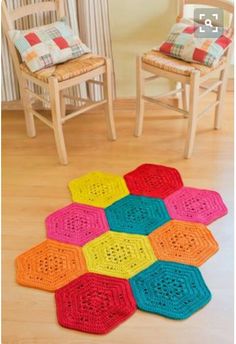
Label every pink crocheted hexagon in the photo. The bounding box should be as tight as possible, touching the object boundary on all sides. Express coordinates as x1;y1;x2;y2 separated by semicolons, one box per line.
164;187;228;225
45;203;109;246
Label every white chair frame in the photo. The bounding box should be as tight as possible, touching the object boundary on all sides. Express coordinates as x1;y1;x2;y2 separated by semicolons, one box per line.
2;0;117;165
135;0;234;158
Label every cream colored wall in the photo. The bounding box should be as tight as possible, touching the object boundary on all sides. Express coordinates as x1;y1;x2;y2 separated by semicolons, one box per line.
109;0;177;98
109;0;234;97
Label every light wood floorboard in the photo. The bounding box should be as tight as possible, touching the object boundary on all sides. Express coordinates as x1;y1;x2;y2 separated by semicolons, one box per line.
2;94;233;344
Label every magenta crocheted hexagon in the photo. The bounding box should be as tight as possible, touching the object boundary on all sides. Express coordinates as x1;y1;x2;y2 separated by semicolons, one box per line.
164;186;228;225
45;203;109;246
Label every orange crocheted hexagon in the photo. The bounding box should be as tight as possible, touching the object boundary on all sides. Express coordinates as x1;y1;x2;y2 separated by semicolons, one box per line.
149;220;219;266
16;239;87;291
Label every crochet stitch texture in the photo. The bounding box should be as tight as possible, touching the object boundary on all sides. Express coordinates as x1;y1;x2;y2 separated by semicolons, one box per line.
46;203;109;246
105;194;170;235
124;164;183;198
130;260;211;320
149;220;219;266
16;163;228;334
16;239;87;291
55;273;136;334
68;171;129;208
83;231;156;278
165;186;228;225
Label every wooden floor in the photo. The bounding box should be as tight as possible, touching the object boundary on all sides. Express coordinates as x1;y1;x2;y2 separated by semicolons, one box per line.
2;94;234;344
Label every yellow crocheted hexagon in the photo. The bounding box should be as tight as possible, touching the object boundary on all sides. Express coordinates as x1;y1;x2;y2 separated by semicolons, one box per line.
83;231;157;279
68;171;130;208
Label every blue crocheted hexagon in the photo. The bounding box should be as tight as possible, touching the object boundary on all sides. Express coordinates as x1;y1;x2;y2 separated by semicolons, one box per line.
105;195;170;235
130;261;211;320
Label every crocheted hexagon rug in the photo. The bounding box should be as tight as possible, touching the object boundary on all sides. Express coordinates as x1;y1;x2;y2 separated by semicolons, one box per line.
15;164;228;335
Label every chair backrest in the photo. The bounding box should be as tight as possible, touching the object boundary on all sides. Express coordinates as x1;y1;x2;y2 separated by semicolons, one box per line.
1;0;65;80
177;0;234;30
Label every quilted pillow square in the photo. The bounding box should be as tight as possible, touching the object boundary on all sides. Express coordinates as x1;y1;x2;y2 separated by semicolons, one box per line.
9;19;90;72
157;19;232;67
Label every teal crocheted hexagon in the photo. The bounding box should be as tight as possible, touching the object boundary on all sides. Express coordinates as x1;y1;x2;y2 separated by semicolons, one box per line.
130;261;211;320
105;195;170;235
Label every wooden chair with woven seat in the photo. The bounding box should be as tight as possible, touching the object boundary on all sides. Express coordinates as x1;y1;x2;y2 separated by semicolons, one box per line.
2;0;116;165
135;0;233;158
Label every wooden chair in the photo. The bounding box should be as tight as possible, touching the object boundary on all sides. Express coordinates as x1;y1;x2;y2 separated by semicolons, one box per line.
135;0;234;158
1;0;116;165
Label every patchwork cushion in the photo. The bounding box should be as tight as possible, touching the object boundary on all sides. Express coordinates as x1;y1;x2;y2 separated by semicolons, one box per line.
142;50;225;76
20;54;106;82
157;19;232;67
9;19;90;72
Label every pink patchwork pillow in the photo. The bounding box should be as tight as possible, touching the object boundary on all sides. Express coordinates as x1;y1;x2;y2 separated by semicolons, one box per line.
9;19;90;72
157;19;232;67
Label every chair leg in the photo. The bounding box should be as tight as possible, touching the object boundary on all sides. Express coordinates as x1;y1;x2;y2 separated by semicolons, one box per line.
48;77;68;165
214;69;228;130
86;81;92;101
184;71;200;159
134;56;145;137
182;83;189;117
103;58;117;140
20;77;36;138
60;90;66;119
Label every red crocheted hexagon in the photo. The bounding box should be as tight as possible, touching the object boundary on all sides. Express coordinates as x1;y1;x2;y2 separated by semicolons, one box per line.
124;164;183;199
55;273;137;334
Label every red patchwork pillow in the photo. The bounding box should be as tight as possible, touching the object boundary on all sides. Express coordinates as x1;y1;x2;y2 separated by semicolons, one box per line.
9;19;90;72
157;19;232;67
